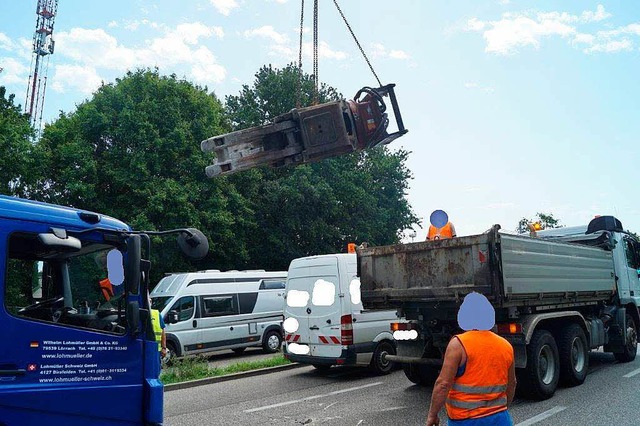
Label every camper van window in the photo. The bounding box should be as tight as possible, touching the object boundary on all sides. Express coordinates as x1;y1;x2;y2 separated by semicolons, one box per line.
170;296;195;322
260;280;286;290
202;295;238;317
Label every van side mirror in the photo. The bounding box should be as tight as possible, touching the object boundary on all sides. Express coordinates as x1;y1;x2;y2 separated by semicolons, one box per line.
165;310;179;325
125;235;141;295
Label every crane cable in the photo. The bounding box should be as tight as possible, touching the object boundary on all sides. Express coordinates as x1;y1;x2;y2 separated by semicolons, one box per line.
331;0;382;87
296;0;382;107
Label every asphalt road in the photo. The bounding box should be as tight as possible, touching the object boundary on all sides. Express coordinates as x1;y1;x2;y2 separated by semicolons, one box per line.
164;349;640;426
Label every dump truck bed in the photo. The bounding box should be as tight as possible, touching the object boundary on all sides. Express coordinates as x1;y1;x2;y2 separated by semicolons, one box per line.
358;226;616;309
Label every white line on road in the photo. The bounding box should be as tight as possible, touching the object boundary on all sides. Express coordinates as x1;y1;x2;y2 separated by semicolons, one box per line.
243;382;384;413
515;406;567;426
323;401;338;411
623;367;640;378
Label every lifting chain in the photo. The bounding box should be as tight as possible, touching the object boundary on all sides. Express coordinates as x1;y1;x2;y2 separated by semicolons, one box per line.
312;0;319;105
295;0;305;108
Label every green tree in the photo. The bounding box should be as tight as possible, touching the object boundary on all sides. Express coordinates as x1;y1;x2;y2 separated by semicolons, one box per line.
517;212;562;234
224;64;418;269
36;70;252;284
0;86;36;196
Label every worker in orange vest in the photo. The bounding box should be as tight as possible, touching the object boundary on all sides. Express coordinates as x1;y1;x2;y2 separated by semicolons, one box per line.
426;292;516;426
426;210;457;240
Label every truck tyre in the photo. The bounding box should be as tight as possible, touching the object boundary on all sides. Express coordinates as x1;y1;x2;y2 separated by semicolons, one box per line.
262;330;282;354
519;330;560;400
614;313;638;363
558;324;589;387
402;364;439;386
370;341;396;375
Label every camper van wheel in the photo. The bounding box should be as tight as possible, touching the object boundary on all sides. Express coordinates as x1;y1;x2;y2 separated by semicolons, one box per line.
371;341;396;375
232;347;247;355
614;313;638;363
263;330;282;353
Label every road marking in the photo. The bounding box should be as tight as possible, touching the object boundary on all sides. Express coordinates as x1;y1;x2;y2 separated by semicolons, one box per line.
623;367;640;378
243;382;383;413
323;401;338;411
515;406;567;426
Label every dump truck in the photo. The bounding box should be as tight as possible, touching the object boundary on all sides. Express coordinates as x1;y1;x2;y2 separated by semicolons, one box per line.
357;216;640;400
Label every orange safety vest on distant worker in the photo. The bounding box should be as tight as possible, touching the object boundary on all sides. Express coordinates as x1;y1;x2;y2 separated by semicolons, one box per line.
445;330;514;421
99;278;114;301
427;222;456;240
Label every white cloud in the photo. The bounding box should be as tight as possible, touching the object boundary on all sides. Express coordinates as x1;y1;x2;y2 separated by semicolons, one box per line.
585;39;633;54
244;26;288;44
51;64;103;95
52;23;227;94
0;32;15;51
0;57;29;85
268;0;289;3
107;21;118;28
210;0;238;16
464;82;478;88
466;4;618;55
572;33;595;45
371;43;411;60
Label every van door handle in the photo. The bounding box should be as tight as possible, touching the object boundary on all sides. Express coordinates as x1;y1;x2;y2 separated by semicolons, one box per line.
192;320;197;328
309;326;319;330
0;369;26;376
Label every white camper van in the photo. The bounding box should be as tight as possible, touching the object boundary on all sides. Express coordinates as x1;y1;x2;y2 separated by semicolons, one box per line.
283;254;398;374
150;270;287;359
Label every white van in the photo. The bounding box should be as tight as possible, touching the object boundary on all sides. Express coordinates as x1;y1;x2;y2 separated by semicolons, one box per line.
150;270;287;359
283;254;398;374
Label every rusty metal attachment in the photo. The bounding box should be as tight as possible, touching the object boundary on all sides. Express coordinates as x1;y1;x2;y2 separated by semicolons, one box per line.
201;84;407;178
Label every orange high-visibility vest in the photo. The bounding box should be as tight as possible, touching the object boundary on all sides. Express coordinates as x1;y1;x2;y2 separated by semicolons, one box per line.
445;330;513;420
427;222;455;240
99;278;114;301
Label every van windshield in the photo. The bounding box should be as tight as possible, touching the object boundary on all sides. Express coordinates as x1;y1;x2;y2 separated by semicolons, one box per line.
151;296;172;311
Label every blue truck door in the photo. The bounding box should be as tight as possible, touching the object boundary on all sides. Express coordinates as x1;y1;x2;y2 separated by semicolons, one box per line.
0;223;148;426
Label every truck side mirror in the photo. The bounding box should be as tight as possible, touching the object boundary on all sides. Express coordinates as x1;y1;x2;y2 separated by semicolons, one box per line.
165;310;179;325
125;235;141;295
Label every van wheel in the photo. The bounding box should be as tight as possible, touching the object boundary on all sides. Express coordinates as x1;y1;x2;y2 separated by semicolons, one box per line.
232;347;246;355
165;341;179;366
370;341;396;375
558;324;589;387
519;330;560;400
263;330;282;354
403;364;439;386
614;313;638;363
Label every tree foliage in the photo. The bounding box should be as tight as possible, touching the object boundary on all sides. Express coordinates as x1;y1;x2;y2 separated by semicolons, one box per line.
0;86;36;196
36;70;251;283
517;212;562;234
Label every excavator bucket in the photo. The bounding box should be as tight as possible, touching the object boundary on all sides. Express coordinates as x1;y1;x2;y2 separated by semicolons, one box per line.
201;84;407;177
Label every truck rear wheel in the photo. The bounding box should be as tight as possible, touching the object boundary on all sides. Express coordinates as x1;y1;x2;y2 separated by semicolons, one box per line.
519;330;560;400
402;364;439;386
614;313;638;363
370;341;396;375
558;324;589;387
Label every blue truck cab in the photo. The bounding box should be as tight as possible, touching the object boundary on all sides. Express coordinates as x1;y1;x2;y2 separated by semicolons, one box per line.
0;196;208;425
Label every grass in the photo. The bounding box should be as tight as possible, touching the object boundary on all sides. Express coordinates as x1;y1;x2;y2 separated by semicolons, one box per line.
160;354;291;385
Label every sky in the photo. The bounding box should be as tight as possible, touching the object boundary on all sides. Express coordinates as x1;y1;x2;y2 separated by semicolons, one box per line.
1;0;639;241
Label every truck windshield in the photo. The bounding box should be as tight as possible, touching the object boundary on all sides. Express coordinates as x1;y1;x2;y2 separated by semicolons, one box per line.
4;232;127;335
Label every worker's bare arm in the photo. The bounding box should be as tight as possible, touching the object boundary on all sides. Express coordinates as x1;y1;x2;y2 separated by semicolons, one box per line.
426;337;464;426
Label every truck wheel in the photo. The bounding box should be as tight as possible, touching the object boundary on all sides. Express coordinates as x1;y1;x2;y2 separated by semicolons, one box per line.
402;364;439;386
520;330;560;400
614;313;638;363
370;341;396;375
262;330;282;354
558;324;589;387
